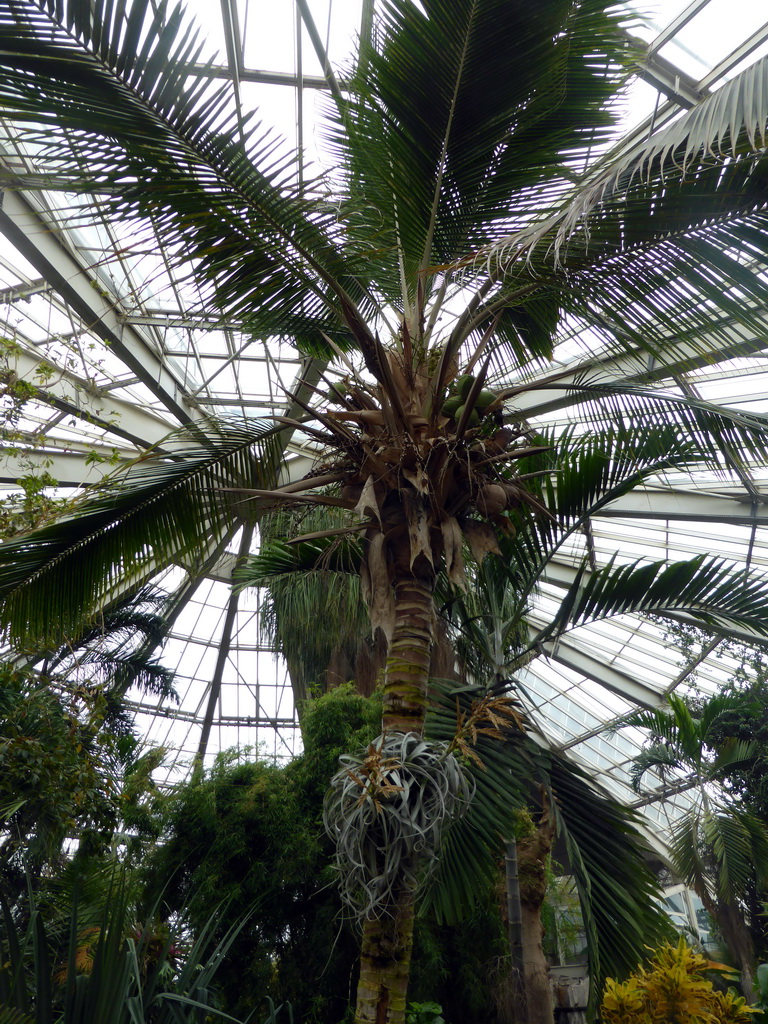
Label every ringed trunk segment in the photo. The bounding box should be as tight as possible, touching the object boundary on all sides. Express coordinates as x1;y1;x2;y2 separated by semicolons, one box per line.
356;893;416;1024
381;569;436;735
355;547;436;1023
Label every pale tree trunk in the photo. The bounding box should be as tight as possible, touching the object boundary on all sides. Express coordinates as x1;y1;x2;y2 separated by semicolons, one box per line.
354;549;436;1024
356;893;416;1024
517;812;556;1024
700;890;757;1002
504;839;527;1023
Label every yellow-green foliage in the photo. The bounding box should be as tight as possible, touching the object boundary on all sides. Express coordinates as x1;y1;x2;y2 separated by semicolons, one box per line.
600;937;758;1024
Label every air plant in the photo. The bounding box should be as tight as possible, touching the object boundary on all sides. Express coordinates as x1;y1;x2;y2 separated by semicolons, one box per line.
323;732;474;921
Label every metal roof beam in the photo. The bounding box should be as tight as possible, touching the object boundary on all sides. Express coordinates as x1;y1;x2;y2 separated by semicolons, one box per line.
0;448;132;486
295;0;344;104
0;188;198;425
596;489;768;525
529;631;664;709
0;277;51;304
647;0;711;54
637;47;703;108
510;314;768;421
187;63;328;89
125;699;297;729
6;345;176;448
699;22;768;89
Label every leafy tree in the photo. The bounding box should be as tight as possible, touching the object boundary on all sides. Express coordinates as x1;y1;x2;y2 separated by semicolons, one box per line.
251;466;692;1021
0;587;176;890
2;1;768;1020
642;624;768;968
660;624;768;820
142;686;378;1024
623;691;768;998
0;862;291;1024
0;663;119;884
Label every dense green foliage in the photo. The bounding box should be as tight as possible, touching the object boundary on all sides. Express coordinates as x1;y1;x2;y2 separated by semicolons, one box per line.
142;687;515;1024
0;863;293;1023
0;660;166;899
0;664;120;879
143;687;378;1023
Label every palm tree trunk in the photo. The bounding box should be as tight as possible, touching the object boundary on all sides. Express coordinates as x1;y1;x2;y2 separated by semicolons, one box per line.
380;572;435;733
505;839;527;1021
699;890;757;1002
356;894;416;1024
355;551;436;1024
517;813;556;1024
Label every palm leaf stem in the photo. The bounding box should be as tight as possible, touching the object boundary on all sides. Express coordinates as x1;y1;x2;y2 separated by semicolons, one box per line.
416;0;477;284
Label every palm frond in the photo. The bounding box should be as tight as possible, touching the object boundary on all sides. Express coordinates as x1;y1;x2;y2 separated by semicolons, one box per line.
628;743;685;794
0;419;282;647
483;55;768;366
623;694;697;754
421;682;668;1013
0;0;380;349
701;810;759;901
236;532;364;587
710;738;761;779
329;0;632;303
420;680;532;924
669;810;713;901
546;753;670;1006
550;54;768;246
509;381;768;476
246;508;372;697
501;387;768;591
536;555;768;649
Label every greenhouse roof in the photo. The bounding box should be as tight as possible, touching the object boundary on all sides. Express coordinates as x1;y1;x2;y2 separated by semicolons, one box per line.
0;0;767;850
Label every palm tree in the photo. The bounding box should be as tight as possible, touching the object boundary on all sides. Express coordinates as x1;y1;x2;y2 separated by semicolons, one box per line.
249;420;759;1021
1;1;768;1020
623;691;768;999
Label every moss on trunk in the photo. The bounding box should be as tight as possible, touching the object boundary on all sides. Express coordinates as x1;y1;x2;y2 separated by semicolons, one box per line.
356;894;416;1024
355;549;435;1024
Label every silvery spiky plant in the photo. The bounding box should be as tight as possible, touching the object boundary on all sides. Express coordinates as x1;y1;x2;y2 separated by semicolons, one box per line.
323;732;475;921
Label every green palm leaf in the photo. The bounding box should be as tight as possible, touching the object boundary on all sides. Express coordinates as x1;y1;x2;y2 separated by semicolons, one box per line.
330;0;630;294
484;56;768;365
546;753;671;1003
422;684;669;1010
490;389;768;606
552;54;768;246
537;555;768;649
669;806;768;905
0;0;380;349
0;419;282;647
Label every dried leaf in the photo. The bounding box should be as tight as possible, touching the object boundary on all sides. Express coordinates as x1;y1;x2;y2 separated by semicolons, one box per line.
403;489;434;570
402;461;430;495
359;551;372;607
462;519;501;563
355;474;381;523
441;516;468;591
367;532;395;642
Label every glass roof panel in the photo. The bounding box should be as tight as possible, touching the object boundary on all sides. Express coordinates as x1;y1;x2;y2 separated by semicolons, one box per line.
658;1;768;80
0;0;767;859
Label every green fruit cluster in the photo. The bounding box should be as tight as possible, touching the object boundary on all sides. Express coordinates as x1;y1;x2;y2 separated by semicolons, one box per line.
442;374;499;427
328;380;348;403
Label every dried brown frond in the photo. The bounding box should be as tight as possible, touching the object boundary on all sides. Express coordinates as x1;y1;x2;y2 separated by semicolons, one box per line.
448;694;527;769
346;740;405;812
